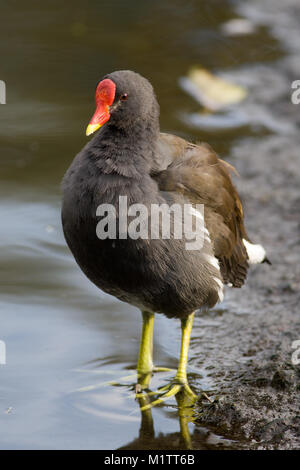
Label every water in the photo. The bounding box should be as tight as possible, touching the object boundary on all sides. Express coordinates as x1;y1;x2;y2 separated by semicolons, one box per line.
0;0;285;449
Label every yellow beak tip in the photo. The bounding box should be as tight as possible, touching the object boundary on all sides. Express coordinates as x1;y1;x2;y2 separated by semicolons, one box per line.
86;123;101;136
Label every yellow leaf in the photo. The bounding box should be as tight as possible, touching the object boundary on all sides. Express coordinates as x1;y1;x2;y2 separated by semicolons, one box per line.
186;67;247;111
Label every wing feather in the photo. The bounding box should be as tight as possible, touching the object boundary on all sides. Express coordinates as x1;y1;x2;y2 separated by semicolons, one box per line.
152;133;249;287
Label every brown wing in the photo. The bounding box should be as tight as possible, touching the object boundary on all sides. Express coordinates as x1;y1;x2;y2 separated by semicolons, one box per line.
152;133;249;287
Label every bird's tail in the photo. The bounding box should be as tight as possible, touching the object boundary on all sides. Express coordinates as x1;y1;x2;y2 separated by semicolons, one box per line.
243;239;271;265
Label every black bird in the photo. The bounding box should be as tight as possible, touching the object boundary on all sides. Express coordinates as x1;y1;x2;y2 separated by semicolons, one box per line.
62;70;269;407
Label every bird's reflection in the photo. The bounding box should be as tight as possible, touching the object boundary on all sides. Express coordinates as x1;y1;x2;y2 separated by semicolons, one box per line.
119;372;196;450
75;366;239;450
118;370;241;450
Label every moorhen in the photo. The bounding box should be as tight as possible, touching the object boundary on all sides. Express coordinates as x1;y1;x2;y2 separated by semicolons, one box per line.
62;70;269;407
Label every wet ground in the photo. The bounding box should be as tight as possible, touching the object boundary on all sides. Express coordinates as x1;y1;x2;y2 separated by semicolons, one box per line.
0;0;299;450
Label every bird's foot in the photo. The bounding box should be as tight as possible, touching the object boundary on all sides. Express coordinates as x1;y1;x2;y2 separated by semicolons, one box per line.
109;366;173;389
153;366;173;373
135;366;175;394
136;377;197;411
75;365;174;394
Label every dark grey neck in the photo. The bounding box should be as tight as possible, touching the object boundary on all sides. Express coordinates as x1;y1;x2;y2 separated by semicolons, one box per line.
89;118;160;179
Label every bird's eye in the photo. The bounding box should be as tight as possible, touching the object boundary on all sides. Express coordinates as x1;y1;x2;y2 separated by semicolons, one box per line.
121;93;129;101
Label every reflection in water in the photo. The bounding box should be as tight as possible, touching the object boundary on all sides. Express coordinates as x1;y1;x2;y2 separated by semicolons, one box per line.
72;363;240;450
131;390;195;450
138;371;194;446
118;372;237;450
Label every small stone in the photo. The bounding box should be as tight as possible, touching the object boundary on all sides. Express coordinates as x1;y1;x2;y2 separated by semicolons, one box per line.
271;369;294;391
254;377;269;388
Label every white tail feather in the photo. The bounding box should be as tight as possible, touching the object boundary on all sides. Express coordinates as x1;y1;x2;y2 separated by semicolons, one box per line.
243;239;266;264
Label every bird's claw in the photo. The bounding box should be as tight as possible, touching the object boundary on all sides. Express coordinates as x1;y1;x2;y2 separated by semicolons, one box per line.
137;379;197;411
152;366;174;373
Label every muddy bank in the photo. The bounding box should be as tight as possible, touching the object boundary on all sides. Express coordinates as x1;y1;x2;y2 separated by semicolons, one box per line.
192;0;300;450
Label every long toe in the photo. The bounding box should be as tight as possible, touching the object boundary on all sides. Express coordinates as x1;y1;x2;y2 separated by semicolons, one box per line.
139;380;197;411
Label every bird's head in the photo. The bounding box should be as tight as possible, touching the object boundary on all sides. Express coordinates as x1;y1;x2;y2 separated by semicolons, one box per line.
86;70;159;136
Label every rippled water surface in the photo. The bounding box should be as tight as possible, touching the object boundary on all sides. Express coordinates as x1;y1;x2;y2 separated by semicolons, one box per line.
0;0;286;449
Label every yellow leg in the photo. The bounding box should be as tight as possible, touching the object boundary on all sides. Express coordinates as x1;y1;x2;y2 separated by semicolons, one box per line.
136;311;172;394
137;311;155;374
175;312;195;384
139;312;197;410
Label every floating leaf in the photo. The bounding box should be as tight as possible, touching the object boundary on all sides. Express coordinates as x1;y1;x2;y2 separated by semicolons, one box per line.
180;67;248;111
221;18;256;37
